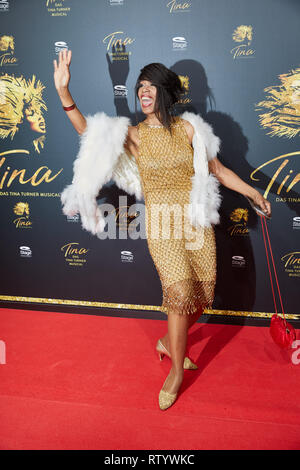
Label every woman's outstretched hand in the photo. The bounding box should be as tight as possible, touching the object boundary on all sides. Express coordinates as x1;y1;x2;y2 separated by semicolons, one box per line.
53;49;72;91
249;191;272;218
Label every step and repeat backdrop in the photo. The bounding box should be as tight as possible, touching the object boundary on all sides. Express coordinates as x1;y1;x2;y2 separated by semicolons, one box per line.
0;0;299;320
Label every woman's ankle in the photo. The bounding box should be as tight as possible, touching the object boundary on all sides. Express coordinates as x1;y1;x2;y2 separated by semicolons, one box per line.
160;334;170;351
170;366;184;380
162;367;184;394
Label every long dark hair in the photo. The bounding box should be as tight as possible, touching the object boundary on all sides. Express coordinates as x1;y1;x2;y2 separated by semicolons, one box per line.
134;63;184;133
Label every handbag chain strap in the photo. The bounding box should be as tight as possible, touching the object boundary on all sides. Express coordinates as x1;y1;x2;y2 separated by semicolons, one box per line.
259;214;287;326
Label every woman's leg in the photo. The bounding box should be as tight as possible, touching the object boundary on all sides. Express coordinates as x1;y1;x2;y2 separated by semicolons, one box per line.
161;310;190;394
160;306;203;353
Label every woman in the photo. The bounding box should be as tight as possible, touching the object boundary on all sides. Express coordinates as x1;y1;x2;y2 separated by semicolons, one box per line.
54;50;271;411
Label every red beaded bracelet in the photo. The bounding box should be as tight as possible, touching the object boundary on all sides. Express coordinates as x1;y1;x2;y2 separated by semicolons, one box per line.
63;103;76;111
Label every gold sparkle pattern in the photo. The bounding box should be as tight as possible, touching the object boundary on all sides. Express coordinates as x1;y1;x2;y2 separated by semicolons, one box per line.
136;117;216;316
0;295;298;319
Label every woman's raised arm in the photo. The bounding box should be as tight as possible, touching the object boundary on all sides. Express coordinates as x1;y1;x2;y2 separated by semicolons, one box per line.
53;49;87;135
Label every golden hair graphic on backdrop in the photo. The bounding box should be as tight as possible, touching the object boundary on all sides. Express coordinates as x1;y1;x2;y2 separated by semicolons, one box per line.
179;75;189;92
228;208;249;236
0;73;47;153
0;35;18;66
0;35;14;53
178;75;191;105
255;67;300;138
13;201;29;216
230;208;249;223
232;25;253;44
13;201;32;229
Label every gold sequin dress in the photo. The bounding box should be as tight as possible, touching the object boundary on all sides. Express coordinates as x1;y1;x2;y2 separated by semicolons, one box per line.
135;116;216;315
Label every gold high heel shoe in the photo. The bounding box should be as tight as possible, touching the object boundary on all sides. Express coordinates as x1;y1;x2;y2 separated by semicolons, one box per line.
158;372;184;410
159;389;177;411
156;339;198;370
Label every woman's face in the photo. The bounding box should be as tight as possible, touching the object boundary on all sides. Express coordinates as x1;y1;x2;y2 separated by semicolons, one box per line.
137;79;157;115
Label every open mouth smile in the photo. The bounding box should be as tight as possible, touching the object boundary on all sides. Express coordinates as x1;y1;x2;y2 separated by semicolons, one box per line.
140;95;154;108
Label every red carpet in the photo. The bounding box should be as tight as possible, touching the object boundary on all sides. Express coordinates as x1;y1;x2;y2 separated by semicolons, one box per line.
0;307;299;450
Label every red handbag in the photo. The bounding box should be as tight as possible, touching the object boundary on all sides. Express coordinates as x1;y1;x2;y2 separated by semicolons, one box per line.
270;313;296;349
256;206;296;349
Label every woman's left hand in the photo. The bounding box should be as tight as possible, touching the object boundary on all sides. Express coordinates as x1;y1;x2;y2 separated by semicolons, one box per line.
250;191;272;218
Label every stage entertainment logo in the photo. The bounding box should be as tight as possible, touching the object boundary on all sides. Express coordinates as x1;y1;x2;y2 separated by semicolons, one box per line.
120;250;133;263
54;41;68;55
46;0;71;17
228;208;249;236
293;217;300;230
103;31;135;60
172;37;188;51
281;251;300;278
109;0;124;5
13;202;32;229
61;242;90;267
66;213;79;223
255;67;300;139
114;85;127;98
232;255;246;268
167;1;191;13
0;0;9;12
19;246;32;258
230;25;255;60
0;35;18;66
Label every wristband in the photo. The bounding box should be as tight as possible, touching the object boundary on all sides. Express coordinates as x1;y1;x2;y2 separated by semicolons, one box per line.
63;103;76;111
